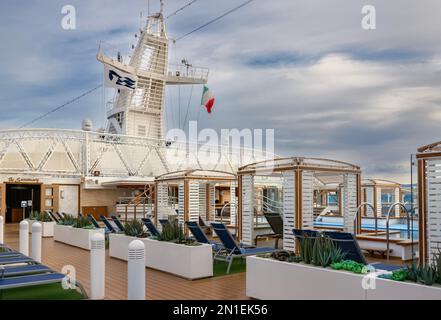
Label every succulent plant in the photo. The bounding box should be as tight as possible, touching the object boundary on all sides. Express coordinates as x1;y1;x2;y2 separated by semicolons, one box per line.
124;219;147;238
158;219;185;243
298;235;315;264
72;216;94;229
58;214;76;226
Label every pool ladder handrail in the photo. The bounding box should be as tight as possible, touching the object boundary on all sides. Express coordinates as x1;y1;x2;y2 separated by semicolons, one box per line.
354;202;377;235
385;202;411;261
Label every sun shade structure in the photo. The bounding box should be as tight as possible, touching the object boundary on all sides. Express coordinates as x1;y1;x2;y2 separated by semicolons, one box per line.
237;157;362;250
416;141;441;264
361;179;403;217
155;170;237;231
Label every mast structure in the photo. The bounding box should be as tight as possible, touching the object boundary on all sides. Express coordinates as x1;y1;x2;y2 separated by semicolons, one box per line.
97;0;209;140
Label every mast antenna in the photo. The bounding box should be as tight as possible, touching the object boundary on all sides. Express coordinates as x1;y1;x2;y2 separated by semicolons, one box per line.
160;0;164;15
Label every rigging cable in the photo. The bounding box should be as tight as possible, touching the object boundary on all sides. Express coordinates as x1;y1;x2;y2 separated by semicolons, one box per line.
166;0;201;20
182;85;194;131
175;0;255;42
20;84;103;128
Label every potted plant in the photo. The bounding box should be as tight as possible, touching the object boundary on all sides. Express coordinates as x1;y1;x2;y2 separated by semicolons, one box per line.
109;219;213;280
54;215;104;250
247;234;441;300
26;211;56;238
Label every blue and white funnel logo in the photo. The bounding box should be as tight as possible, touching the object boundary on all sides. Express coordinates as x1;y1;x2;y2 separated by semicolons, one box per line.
104;64;138;91
109;70;136;90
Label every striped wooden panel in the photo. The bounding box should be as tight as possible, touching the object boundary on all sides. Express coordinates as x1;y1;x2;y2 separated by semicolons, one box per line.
394;187;401;217
178;182;184;226
209;185;215;220
241;176;254;246
188;182;200;223
426;160;441;260
343;174;357;233
365;187;374;217
282;171;295;251
376;187;382;217
230;182;237;226
302;171;314;229
199;184;206;220
157;183;169;220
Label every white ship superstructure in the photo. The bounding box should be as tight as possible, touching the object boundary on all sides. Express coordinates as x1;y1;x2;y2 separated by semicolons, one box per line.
0;2;269;223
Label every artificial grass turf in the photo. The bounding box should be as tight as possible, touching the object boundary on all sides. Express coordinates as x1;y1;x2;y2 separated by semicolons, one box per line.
1;283;84;300
213;258;247;277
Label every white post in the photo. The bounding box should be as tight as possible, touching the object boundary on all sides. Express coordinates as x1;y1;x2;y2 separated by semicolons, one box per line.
90;233;105;300
0;215;4;244
128;240;146;300
31;222;42;263
19;220;29;256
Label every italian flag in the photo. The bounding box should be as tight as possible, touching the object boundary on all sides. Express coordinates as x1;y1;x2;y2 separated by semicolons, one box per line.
201;85;215;114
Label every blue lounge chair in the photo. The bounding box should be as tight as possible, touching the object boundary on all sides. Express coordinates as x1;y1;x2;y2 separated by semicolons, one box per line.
88;215;101;229
47;211;60;223
100;216;117;233
319;231;404;271
158;219;170;228
321;231;367;264
0;256;35;265
111;216;125;232
54;212;64;220
186;221;222;251
0;251;22;258
255;213;284;248
1;265;52;277
141;218;161;237
0;273;88;299
211;223;275;274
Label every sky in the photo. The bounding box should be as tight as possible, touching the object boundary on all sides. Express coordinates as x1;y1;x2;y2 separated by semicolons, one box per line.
0;0;440;182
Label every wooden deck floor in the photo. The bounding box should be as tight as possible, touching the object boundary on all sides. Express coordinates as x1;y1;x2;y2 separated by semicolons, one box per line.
3;224;247;300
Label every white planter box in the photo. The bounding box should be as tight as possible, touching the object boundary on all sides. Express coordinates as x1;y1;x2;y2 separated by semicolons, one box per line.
54;224;105;250
109;233;213;280
145;239;213;280
26;220;56;238
246;256;441;300
109;233;140;261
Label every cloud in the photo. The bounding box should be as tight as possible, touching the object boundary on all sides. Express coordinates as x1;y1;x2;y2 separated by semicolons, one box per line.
0;0;440;183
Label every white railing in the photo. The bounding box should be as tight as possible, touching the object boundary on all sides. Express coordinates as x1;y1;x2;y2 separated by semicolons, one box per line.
168;64;209;81
0;129;272;179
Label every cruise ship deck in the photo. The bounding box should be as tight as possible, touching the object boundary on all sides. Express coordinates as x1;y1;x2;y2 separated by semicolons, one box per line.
3;224;247;300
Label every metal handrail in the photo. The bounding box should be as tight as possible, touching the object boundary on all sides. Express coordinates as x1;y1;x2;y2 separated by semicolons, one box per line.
385;202;411;261
219;202;231;224
354;202;377;235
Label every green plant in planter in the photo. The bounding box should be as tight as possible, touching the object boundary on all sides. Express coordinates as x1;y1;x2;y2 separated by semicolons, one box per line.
124;219;147;238
391;269;408;282
331;260;366;274
72;216;94;229
298;235;315;264
58;214;76;226
37;212;52;223
406;262;437;286
432;248;441;284
29;210;39;220
312;235;345;267
158;219;185;243
419;266;436;286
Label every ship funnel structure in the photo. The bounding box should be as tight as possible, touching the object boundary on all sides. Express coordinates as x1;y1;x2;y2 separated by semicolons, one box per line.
97;4;209;140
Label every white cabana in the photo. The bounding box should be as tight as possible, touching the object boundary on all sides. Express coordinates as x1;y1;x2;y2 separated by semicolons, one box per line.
155;170;237;232
237;157;362;250
361;179;402;218
416;141;441;264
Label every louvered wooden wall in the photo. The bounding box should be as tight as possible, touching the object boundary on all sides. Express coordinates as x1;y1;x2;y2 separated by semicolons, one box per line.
426;160;441;261
282;172;296;251
343;174;358;233
241;175;254;246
